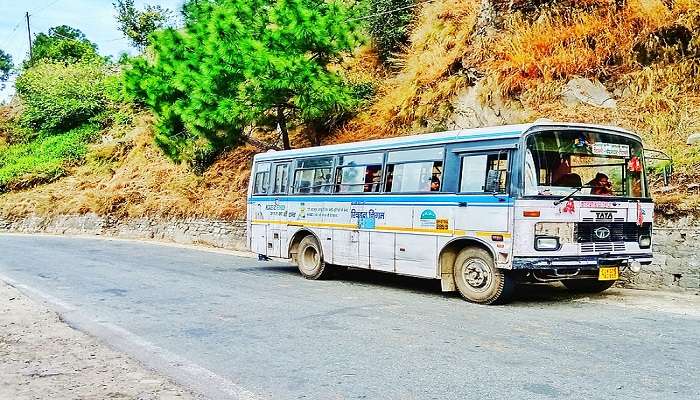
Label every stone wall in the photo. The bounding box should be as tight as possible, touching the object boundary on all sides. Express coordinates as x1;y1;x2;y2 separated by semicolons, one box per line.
0;214;248;251
622;220;700;291
1;214;698;292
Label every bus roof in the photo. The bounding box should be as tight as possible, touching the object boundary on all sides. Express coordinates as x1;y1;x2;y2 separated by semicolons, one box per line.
253;121;639;162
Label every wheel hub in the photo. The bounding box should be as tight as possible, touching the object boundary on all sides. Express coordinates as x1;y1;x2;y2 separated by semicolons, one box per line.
463;259;490;290
300;246;319;273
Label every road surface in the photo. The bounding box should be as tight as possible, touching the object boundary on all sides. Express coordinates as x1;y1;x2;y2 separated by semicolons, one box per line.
1;234;698;400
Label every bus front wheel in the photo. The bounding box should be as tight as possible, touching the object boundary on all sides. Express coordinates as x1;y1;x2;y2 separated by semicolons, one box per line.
296;235;334;280
453;247;515;305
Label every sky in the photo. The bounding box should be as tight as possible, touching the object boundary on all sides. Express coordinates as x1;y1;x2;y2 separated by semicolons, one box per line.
0;0;184;102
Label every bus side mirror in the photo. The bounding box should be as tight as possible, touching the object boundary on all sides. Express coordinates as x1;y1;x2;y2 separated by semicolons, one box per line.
644;149;673;186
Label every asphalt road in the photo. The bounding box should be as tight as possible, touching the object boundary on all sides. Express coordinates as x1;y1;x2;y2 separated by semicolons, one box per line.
1;234;698;400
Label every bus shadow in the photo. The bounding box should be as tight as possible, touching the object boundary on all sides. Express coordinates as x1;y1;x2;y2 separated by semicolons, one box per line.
250;263;618;305
341;268;444;296
337;268;617;305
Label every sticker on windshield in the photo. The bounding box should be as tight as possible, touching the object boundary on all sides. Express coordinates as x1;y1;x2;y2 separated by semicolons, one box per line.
591;142;630;157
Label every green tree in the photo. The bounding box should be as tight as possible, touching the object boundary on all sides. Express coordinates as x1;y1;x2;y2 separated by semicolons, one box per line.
0;49;12;81
125;0;363;164
26;25;100;67
113;0;172;50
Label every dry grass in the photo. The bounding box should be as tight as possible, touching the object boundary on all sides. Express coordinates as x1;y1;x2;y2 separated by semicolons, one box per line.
334;0;481;142
0;114;254;221
338;0;700;139
2;0;700;221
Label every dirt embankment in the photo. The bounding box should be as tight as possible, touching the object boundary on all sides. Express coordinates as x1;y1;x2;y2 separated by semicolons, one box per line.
0;281;195;400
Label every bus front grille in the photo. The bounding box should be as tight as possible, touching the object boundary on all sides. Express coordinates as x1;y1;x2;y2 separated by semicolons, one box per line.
575;222;651;243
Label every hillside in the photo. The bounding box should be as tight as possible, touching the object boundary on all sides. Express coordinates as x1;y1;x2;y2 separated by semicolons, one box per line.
1;0;699;221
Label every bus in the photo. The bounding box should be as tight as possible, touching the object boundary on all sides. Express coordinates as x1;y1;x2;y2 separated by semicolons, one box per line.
246;122;655;304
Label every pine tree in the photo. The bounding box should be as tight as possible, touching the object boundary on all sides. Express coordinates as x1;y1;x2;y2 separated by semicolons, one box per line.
125;0;362;164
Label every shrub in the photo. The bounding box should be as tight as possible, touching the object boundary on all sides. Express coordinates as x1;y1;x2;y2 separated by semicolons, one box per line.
15;60;111;133
365;0;416;63
0;124;99;191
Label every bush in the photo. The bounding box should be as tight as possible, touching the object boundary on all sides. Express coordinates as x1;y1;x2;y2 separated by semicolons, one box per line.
0;124;99;191
15;60;111;132
366;0;416;63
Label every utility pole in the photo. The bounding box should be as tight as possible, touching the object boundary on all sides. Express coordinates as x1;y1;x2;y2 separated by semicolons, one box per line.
25;11;32;60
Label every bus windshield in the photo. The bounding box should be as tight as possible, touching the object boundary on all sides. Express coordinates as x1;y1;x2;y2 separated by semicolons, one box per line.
524;130;647;198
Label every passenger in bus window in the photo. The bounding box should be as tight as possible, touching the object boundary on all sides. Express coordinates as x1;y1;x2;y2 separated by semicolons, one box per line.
431;176;441;191
588;173;613;195
364;167;382;192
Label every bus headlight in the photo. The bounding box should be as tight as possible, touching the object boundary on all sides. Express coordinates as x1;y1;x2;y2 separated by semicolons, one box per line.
535;236;560;251
639;235;651;249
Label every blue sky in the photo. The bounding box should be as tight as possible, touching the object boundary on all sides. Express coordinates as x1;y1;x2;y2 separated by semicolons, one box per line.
0;0;184;101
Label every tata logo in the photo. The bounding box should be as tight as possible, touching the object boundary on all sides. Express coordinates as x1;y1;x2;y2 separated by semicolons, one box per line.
595;212;613;220
594;227;611;240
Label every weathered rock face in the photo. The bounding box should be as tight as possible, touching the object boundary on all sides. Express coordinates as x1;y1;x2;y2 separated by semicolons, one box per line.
448;80;530;129
562;77;617;109
1;214;697;292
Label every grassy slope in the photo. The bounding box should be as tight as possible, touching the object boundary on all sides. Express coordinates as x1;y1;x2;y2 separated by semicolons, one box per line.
1;0;699;220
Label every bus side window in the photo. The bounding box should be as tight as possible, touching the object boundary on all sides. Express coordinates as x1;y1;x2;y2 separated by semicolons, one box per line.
253;162;271;195
385;147;444;193
336;152;384;193
459;153;508;193
292;157;334;193
272;163;289;194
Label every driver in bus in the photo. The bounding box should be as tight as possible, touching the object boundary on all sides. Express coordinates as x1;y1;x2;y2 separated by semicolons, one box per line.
588;173;613;196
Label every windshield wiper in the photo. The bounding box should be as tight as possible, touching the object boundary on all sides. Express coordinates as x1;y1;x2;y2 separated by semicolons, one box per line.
553;186;583;205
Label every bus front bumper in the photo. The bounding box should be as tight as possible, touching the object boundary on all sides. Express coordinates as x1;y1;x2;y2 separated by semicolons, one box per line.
511;254;653;270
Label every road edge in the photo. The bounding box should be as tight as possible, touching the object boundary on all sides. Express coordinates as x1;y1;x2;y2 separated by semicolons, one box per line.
0;271;263;400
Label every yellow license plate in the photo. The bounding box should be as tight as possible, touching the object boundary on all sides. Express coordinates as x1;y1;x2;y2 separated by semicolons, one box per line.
598;266;619;281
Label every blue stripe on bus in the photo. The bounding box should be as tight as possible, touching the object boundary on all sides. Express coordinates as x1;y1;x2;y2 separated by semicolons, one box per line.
249;195;514;205
254;130;524;160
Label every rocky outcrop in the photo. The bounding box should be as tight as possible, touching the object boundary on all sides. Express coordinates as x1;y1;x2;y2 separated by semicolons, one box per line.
448;80;530;129
562;77;617;109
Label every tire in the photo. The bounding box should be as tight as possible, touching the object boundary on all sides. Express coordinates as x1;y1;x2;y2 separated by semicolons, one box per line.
453;247;515;305
295;235;333;280
562;279;615;293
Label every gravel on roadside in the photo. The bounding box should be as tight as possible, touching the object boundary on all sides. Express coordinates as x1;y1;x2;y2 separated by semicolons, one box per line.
0;281;197;400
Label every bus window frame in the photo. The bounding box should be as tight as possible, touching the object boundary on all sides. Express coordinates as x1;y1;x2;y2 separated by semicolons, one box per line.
383;146;448;194
271;161;292;195
252;161;272;195
457;150;512;195
291;156;337;194
335;151;386;194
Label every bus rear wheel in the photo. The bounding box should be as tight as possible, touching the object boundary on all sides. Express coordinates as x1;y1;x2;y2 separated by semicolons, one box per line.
562;279;615;293
296;235;334;280
453;247;515;305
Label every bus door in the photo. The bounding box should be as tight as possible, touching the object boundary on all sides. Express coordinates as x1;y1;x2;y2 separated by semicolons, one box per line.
453;151;511;233
334;201;362;267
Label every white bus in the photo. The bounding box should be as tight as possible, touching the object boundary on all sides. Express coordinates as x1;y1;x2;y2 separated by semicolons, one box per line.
247;122;655;304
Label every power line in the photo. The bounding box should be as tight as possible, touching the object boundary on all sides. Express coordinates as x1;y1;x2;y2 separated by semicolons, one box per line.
31;0;64;17
348;0;434;22
0;21;23;50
